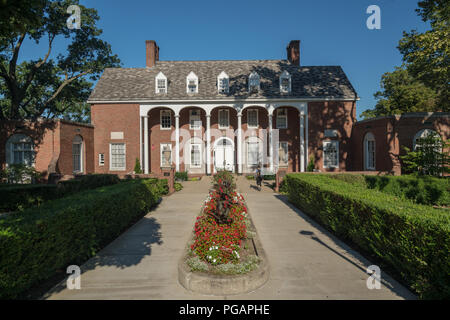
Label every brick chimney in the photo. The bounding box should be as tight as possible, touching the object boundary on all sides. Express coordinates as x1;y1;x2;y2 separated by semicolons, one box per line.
146;40;159;68
286;40;300;65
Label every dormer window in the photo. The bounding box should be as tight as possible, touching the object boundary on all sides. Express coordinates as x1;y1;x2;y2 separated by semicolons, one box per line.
248;72;260;93
186;71;198;94
280;70;291;93
155;72;167;94
217;71;229;94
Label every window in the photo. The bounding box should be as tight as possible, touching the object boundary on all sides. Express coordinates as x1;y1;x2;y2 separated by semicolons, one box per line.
160;110;171;129
72;135;83;173
217;71;229;94
248;72;260;92
247;109;258;128
160;143;172;167
276;108;288;129
186;71;198;93
190;144;201;168
279;70;291;93
218;109;229;128
323;141;339;169
110;143;126;171
190;109;202;130
279;141;289;167
413;129;439;150
99;153;105;166
364;132;375;170
247;140;260;166
6;134;34;166
155;72;167;93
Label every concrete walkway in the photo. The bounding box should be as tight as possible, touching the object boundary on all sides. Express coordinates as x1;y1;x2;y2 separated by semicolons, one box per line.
45;175;415;299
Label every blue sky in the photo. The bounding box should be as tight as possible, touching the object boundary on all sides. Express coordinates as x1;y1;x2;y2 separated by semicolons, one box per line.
19;0;430;119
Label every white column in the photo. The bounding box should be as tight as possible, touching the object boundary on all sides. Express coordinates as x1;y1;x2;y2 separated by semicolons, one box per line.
299;113;305;172
144;116;149;174
269;114;273;173
305;106;309;168
237;114;242;174
139;116;143;172
175;114;180;172
206;114;211;175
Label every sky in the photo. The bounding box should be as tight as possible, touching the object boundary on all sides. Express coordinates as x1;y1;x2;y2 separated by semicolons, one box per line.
19;0;431;119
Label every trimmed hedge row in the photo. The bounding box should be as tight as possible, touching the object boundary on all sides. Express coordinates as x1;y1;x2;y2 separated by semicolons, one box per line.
0;178;162;299
0;174;120;212
285;173;450;299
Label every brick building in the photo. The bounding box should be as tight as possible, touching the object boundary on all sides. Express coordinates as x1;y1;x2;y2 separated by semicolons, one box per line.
1;40;448;178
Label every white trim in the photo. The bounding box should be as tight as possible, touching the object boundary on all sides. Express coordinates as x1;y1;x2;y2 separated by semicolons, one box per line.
109;143;126;171
413;129;439;150
279;70;291;93
218;109;230;129
155;72;167;94
217;71;229;94
247;108;258;128
322;140;339;169
276;108;288;129
72;135;83;174
144;116;149;174
186;71;198;94
160;109;172;130
189;109;202;130
190;143;202;168
248;72;260;92
98;153;105;166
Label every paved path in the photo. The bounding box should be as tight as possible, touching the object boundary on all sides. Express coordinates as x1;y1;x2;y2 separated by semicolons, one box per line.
45;175;415;300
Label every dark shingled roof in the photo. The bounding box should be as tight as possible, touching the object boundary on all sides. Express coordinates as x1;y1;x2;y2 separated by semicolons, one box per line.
88;60;358;102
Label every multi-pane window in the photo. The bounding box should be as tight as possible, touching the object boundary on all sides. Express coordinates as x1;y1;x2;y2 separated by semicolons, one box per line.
12;142;33;165
323;141;339;168
72;135;83;173
218;109;229;128
160;110;171;129
279;141;288;167
99;153;105;166
247;141;260;166
188;80;197;93
190;109;201;129
155;72;167;94
248;72;260;92
364;133;375;170
218;71;229;93
190;144;201;168
186;72;198;93
280;71;291;93
247;109;258;128
160;143;172;167
110;143;126;171
276;108;288;129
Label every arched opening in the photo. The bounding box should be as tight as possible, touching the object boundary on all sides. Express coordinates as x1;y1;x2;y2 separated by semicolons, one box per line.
214;137;234;172
72;135;83;173
6;134;34;166
364;132;376;170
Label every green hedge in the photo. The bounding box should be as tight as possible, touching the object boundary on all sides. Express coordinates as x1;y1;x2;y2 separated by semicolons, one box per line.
0;174;120;213
0;178;162;299
285;173;450;299
175;171;188;181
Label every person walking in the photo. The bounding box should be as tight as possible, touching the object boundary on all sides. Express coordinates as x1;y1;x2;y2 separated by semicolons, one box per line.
255;164;262;191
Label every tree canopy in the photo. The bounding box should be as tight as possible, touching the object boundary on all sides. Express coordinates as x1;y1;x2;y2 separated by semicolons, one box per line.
362;0;449;119
0;0;121;122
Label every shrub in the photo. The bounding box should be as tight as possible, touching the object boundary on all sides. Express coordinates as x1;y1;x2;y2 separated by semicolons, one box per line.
262;174;275;180
57;174;120;195
0;178;162;299
175;171;188;181
134;158;142;174
174;182;183;192
307;155;315;172
0;184;58;212
285;173;450;299
0;164;44;184
327;173;366;187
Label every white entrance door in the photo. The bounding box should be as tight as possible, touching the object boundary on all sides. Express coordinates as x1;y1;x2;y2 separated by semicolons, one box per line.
214;138;234;172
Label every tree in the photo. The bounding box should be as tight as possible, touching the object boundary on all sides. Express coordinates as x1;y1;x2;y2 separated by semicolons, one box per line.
398;0;450;111
400;131;450;176
360;66;437;119
134;158;142;174
0;0;120;122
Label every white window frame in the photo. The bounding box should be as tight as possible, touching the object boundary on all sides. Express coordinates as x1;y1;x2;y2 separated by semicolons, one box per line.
276;108;288;129
155;72;167;94
160;110;172;130
189;109;202;130
72;136;83;174
247;109;258;128
279;70;291;93
279;141;289;167
190;143;202;168
413;129;439;150
186;71;198;94
323;140;339;169
247;139;260;167
217;71;229;94
218;109;230;129
248;72;260;92
160;143;172;168
364;133;376;170
8;135;34;167
99;153;105;166
109;143;126;171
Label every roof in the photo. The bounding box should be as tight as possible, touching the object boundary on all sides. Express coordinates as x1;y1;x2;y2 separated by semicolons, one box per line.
88;60;358;102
